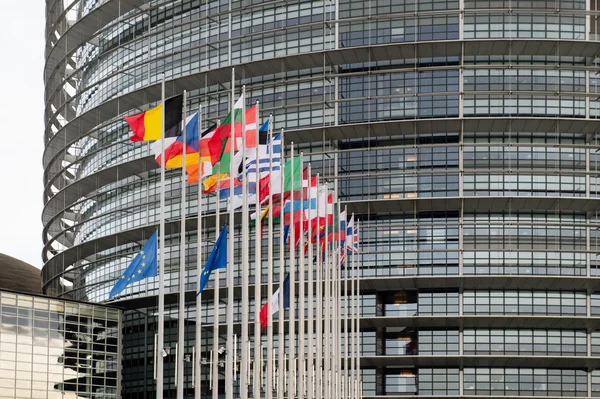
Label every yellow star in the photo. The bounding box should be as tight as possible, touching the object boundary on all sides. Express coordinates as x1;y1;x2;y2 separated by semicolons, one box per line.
141;263;146;267
140;251;144;255
131;274;135;279
121;276;125;279
143;255;146;259
127;277;130;281
138;269;142;274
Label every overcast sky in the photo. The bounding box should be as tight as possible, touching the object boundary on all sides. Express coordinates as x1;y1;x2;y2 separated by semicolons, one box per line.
0;2;45;268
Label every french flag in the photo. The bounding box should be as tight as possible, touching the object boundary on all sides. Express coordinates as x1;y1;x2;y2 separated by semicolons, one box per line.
259;274;290;330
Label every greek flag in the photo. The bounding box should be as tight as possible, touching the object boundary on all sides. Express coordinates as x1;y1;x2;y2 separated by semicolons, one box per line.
244;132;281;185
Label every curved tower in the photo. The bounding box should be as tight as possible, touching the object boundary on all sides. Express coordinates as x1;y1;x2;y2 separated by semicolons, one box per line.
44;0;600;397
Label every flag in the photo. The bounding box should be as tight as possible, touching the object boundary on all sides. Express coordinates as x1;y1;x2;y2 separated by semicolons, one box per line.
206;96;258;167
259;273;290;330
229;127;278;210
337;209;347;267
109;231;158;298
203;174;243;197
186;127;219;184
197;225;228;295
203;103;260;191
346;215;359;254
125;95;183;142
258;155;302;204
339;209;347;247
151;113;216;169
243;126;280;186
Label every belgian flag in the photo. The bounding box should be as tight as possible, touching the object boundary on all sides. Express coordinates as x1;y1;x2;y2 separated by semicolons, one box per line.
125;94;183;142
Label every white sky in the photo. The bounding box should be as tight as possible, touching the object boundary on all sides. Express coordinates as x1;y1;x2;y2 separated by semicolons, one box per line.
0;2;45;268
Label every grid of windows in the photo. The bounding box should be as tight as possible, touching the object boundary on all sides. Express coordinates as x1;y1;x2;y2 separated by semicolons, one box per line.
417;330;459;355
463;291;587;316
464;368;588;396
418;369;460;395
464;13;585;39
464;95;587;117
464;329;587;356
0;291;120;399
340;16;459;47
464;69;586;92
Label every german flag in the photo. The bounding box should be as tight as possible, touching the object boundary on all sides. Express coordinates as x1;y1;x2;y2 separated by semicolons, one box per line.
125;94;183;142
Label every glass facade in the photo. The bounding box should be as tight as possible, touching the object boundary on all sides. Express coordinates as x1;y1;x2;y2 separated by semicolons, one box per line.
44;0;600;398
0;290;121;398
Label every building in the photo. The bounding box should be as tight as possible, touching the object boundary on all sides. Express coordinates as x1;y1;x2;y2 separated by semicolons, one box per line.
0;254;121;399
43;0;600;398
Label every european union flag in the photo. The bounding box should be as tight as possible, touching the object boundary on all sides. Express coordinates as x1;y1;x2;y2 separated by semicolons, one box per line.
197;225;228;296
109;231;158;298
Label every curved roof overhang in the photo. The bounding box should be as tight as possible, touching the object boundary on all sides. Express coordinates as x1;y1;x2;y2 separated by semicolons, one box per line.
44;38;600;169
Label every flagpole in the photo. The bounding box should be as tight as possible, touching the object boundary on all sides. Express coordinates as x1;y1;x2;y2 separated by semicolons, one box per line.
315;174;322;399
253;100;262;399
241;84;250;399
297;153;305;399
343;206;349;399
177;90;188;399
157;72;166;399
355;219;361;399
306;163;314;399
266;114;274;399
288;144;296;398
336;202;342;399
226;67;236;399
335;204;340;399
213;122;222;399
195;105;204;399
349;213;355;399
277;128;285;399
323;184;330;399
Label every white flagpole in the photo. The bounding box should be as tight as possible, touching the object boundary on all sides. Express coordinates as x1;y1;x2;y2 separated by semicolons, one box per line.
343;207;349;399
306;163;314;399
157;73;166;399
315;175;322;399
277;128;286;399
177;90;188;399
212;124;223;399
323;186;330;399
355;220;361;399
226;67;236;399
241;85;250;399
253;100;262;399
266;115;275;399
336;203;342;399
349;213;356;399
297;153;305;399
330;202;336;399
289;145;296;398
337;203;342;399
194;105;204;399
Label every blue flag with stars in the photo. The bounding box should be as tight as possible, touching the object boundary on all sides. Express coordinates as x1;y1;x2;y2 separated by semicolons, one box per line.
109;231;158;298
197;225;228;296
